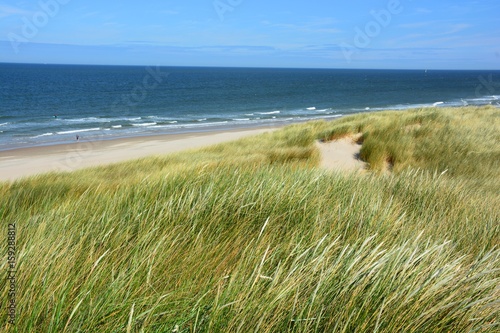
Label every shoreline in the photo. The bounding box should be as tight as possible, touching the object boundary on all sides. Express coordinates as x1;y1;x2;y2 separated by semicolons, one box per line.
3;105;497;182
0;118;321;153
0;125;281;182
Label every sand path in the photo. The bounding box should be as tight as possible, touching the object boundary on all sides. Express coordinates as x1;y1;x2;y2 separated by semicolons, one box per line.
316;136;366;172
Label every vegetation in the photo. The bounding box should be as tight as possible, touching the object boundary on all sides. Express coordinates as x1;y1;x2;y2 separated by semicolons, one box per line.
1;106;498;332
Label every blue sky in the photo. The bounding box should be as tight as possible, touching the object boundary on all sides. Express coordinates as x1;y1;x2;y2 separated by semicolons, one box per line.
1;0;499;69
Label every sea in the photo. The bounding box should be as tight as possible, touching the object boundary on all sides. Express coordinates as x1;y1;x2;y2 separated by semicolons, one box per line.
1;63;499;151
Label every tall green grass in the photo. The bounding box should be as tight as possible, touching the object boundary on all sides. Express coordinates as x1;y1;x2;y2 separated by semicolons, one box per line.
316;106;500;193
1;107;498;332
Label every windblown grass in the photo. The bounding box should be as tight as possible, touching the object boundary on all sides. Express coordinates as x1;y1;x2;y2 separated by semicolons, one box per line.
1;107;498;332
316;106;500;193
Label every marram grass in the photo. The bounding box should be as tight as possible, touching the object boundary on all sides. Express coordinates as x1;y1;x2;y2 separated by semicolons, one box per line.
1;107;499;332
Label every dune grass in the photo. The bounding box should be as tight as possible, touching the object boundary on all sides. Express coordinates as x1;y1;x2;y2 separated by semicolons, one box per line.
1;106;498;332
316;105;500;193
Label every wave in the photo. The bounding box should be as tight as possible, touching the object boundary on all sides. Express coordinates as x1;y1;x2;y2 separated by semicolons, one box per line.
192;121;229;127
112;125;122;129
57;128;101;135
146;115;178;122
233;118;251;121
352;96;497;113
57;116;122;124
64;117;99;122
258;111;280;115
197;118;207;122
466;97;497;103
322;114;343;119
306;114;343;121
379;102;449;111
32;132;54;138
316;109;329;112
306;107;316;110
153;121;230;130
189;121;229;127
132;122;157;127
0;122;8;126
479;95;499;100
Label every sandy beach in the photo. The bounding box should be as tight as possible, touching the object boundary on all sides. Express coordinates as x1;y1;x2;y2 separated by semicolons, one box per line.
1;124;369;182
0;127;279;182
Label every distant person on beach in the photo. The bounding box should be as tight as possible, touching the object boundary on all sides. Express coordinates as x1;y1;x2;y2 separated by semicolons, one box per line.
76;135;80;141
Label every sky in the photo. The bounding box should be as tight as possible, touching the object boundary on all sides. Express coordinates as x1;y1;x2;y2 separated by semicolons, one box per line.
0;0;499;69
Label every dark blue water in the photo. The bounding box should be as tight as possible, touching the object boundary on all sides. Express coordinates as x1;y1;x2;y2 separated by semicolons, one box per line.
1;63;499;150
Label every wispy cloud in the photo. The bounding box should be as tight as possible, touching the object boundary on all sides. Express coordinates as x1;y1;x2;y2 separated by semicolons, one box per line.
399;20;472;34
443;23;471;35
102;22;123;28
385;32;492;49
261;18;342;35
415;8;433;14
0;4;32;18
162;10;179;16
399;22;433;29
81;11;101;19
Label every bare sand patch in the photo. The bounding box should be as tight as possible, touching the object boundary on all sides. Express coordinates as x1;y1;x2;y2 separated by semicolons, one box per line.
316;135;366;172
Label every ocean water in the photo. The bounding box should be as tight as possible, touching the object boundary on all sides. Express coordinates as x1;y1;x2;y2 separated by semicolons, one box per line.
0;63;499;151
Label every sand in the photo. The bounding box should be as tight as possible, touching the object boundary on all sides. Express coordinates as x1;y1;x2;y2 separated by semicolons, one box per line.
0;127;278;182
316;136;366;172
0;126;368;182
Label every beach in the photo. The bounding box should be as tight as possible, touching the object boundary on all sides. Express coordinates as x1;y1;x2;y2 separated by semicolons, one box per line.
0;123;371;182
0;127;279;182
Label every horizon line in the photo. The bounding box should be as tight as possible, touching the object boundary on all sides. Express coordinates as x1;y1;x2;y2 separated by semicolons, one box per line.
2;61;500;72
